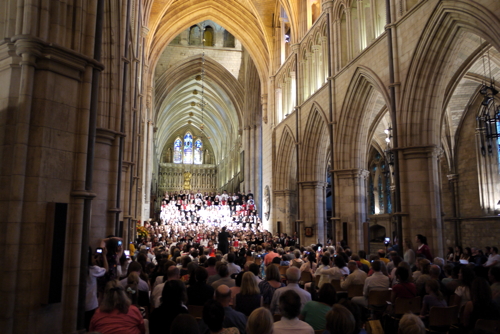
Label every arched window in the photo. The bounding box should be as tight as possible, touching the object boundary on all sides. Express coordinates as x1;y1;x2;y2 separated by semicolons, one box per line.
223;30;235;48
194;139;203;164
204;26;214;46
368;150;392;215
173;138;182;163
189;25;201;45
183;133;193;164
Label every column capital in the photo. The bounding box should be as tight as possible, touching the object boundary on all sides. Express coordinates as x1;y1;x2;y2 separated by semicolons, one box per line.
298;181;327;189
274;189;296;196
396;145;441;160
333;169;370;180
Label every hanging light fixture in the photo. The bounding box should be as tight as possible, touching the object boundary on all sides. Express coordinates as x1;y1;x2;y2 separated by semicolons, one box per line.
477;49;500;156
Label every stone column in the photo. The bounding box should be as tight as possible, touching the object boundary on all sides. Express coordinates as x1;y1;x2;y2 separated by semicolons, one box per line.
399;146;444;257
333;169;369;251
447;174;460;246
299;181;327;245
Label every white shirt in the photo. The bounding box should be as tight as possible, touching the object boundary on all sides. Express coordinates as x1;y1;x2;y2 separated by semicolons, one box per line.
227;263;241;276
485;254;500;267
363;271;390;297
86;265;106;311
341;268;367;290
270;283;312;314
273;317;314;334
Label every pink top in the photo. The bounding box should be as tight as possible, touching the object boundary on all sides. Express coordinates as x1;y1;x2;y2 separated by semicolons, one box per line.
90;306;145;334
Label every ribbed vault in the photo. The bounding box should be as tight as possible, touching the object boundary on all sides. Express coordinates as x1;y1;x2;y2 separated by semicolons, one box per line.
155;56;242;162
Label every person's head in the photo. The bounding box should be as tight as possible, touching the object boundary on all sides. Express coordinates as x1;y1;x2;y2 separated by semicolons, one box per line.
492;247;498;255
279;290;302;319
227;252;236;264
207;257;216;267
425;279;443;300
358;250;367;260
471;277;492;305
378;249;386;258
240;272;260;295
218;264;229;278
307;252;316;263
265;263;281;282
419;259;431;275
460;265;476;287
246;307;273;334
321;255;331;266
294;250;301;259
249;263;260;276
285;266;301;283
395;266;410;283
215;284;232;306
170;314;200;334
489;266;500;283
272;256;281;265
347;260;358;273
429;265;441;279
399;313;425;334
195;266;208;283
326;304;356;334
167;265;180;280
161;279;187;306
100;280;131;313
127;260;142;275
339;299;363;334
203;300;225;333
334;255;347;268
371;260;382;272
415;234;427;245
318;283;337;306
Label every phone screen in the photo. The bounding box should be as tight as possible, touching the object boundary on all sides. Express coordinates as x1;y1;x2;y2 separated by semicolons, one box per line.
318;246;322;251
118;240;122;246
96;248;103;254
124;250;130;258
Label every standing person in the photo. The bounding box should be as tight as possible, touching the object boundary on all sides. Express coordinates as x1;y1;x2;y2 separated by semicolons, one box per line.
415;234;433;261
149;280;189;334
404;239;416;267
89;280;145;334
218;227;230;255
85;247;108;331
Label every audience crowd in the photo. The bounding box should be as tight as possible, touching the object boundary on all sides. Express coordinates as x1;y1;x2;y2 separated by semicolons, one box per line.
87;220;500;334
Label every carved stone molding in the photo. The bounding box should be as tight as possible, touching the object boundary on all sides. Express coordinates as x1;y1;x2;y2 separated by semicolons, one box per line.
333;169;370;180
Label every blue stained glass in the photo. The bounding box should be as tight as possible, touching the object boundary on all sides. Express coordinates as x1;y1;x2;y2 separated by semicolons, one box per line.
183;133;193;164
378;175;384;213
173;139;182;163
386;174;392;213
369;176;375;215
194;139;203;164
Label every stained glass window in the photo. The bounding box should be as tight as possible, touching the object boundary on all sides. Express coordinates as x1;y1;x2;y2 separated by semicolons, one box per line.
194;139;203;164
369;175;375;215
173;138;182;163
386;173;392;213
378;174;384;213
183;133;193;164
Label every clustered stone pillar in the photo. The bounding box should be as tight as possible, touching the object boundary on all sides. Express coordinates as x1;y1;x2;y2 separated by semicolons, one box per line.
333;169;369;251
299;181;326;245
399;146;444;257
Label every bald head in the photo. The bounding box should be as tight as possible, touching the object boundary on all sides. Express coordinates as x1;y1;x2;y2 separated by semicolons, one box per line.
167;265;180;280
215;285;231;307
286;266;301;283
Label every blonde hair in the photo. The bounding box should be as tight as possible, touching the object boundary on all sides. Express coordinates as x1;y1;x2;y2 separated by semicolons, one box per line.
100;280;131;314
247;307;273;334
240;271;260;295
399;313;425;334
